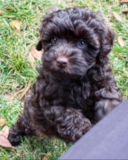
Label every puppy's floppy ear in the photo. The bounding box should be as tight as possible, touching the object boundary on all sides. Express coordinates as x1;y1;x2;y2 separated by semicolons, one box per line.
36;6;60;51
99;22;115;60
46;5;60;14
36;16;49;51
36;40;42;51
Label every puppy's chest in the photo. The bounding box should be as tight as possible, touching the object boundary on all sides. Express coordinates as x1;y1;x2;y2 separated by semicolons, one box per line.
44;81;94;109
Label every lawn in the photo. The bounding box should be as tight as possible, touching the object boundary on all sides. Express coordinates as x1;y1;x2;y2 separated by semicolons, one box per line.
0;0;128;159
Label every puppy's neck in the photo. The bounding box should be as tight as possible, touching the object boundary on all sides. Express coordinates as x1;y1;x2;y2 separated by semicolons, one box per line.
57;75;88;87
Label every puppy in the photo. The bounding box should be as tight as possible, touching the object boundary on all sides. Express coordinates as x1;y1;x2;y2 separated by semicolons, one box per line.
8;7;123;145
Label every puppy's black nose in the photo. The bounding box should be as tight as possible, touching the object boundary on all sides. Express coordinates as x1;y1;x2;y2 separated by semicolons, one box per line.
56;57;68;68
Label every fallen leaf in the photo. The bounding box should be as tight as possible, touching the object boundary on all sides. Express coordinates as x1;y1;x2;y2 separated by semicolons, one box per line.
0;118;6;127
6;8;15;11
28;52;35;63
10;20;20;31
0;9;5;14
0;126;9;138
42;156;48;160
122;11;128;15
67;3;73;7
113;11;122;22
120;0;128;5
20;81;31;99
118;36;124;47
0;135;16;149
6;94;15;100
31;46;43;61
42;153;52;160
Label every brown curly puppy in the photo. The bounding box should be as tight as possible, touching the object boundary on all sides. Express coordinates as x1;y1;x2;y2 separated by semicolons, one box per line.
8;7;123;146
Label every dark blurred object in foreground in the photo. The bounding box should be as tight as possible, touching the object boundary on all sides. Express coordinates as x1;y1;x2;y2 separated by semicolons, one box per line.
59;99;128;159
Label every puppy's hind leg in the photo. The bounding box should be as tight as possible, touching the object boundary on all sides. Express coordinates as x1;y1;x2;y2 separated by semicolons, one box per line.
94;87;123;120
8;93;40;146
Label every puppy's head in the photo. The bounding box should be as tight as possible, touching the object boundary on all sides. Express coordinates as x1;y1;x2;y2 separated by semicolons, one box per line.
37;7;115;79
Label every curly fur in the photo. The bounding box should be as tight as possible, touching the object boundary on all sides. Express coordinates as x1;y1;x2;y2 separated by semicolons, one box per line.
8;7;123;146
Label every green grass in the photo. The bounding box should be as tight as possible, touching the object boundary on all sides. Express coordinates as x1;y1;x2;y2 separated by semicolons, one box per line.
0;0;128;159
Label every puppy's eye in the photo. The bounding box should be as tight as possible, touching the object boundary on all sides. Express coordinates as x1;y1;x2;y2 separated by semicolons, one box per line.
78;39;87;48
51;37;58;44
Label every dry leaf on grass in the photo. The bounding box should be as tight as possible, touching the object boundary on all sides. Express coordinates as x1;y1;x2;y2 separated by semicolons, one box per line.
0;135;16;149
31;46;43;61
120;0;128;5
67;3;73;7
118;36;124;47
0;118;6;127
6;94;15;100
42;153;52;160
10;20;20;31
0;9;5;14
20;81;31;99
28;52;35;63
0;126;9;138
122;11;128;15
113;11;122;22
42;156;48;160
6;8;15;11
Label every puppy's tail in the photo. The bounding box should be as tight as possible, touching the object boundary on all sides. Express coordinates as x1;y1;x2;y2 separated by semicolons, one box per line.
46;5;60;14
